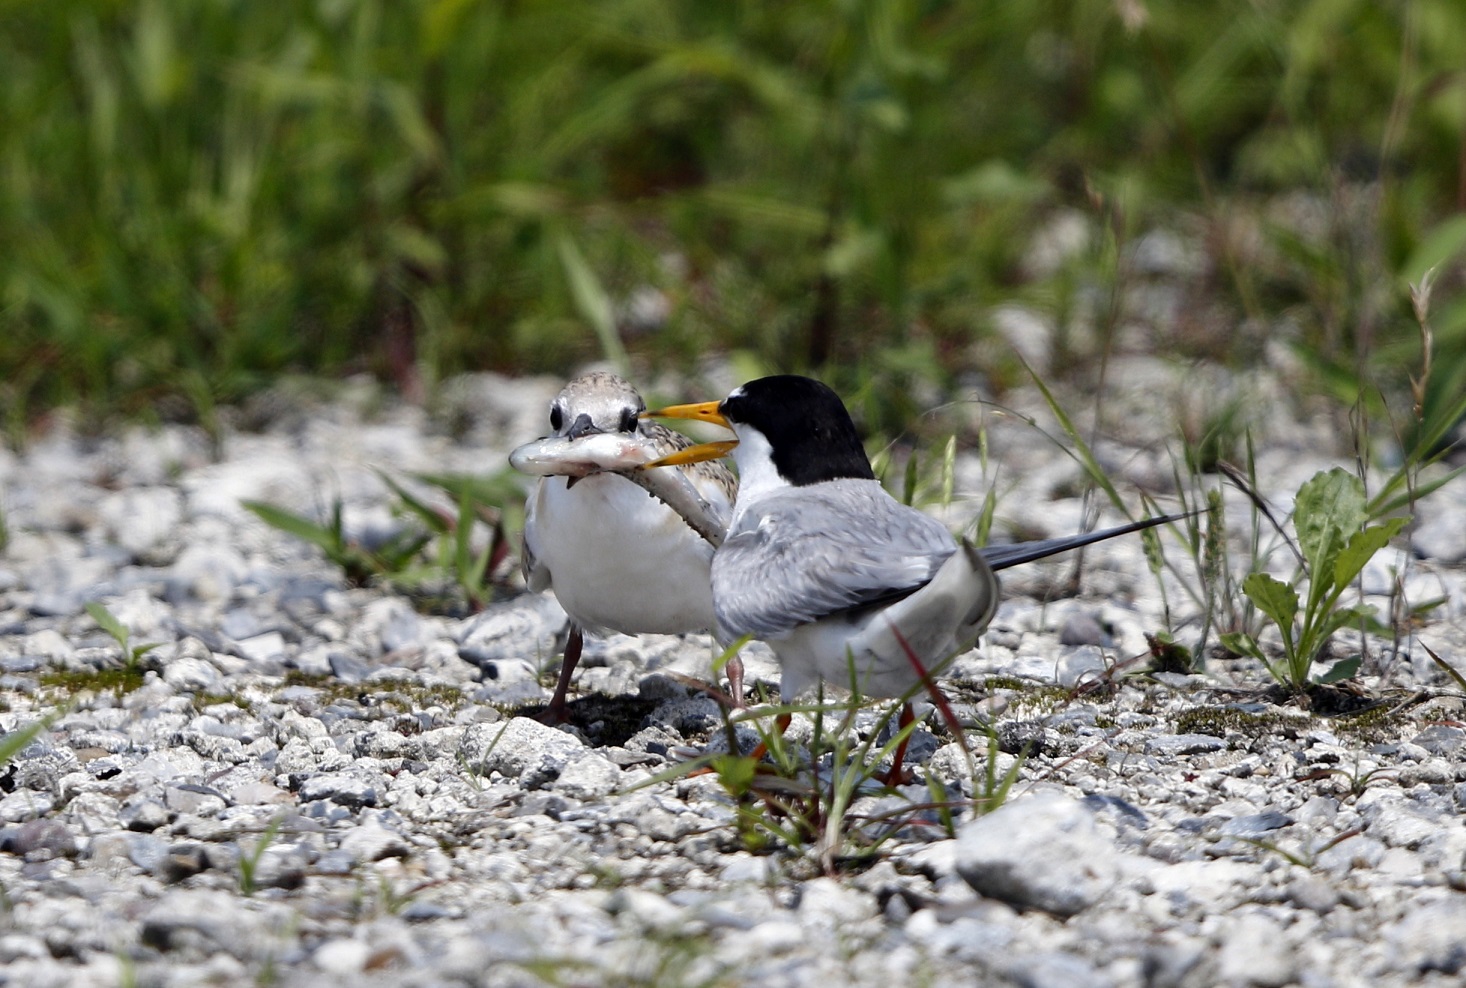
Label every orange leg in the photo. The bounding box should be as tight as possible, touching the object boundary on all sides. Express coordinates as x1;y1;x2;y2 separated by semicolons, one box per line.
744;712;793;762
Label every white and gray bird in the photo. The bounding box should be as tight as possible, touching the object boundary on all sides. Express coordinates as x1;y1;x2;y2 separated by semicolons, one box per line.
644;375;998;704
644;374;1181;776
520;371;738;721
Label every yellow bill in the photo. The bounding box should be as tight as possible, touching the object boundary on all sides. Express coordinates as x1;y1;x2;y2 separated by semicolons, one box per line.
641;439;739;469
640;399;737;469
641;400;731;430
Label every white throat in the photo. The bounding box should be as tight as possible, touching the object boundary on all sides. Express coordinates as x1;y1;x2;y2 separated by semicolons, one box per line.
729;426;788;513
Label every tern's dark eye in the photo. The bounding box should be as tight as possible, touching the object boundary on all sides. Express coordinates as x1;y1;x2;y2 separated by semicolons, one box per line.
619;408;639;433
550;405;564;431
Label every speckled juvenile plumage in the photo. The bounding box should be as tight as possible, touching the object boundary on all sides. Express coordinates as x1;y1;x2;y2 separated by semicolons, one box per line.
519;372;737;719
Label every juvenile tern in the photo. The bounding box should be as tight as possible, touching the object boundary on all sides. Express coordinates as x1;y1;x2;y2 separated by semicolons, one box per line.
518;372;738;722
644;374;1181;777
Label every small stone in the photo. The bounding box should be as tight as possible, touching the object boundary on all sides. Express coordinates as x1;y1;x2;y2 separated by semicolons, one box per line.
124;834;171;872
167;543;249;603
329;652;371;683
339;821;410;863
0;791;55;823
165;784;228;818
1144;734;1226;757
1384;898;1466;975
457;594;567;678
1217;811;1291;838
65;791;121;834
954;791;1124;917
1410;512;1466;564
1411;725;1466;758
1216;913;1298;987
1285;875;1339;914
237;632;286;664
1059;612;1113;648
120;798;170;832
1003;951;1110;988
163;656;222;691
360;597;425;654
552;753;623;800
99;486;184;557
298;773;378;809
161;843;212;883
314;939;372;976
229;782;291;806
797;877;877;930
11;819;77;859
720;854;773;884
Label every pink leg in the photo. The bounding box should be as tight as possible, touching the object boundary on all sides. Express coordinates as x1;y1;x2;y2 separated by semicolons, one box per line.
726;654;746;709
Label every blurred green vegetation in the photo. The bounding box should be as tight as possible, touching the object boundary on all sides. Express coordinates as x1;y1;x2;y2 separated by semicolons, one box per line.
3;0;1464;434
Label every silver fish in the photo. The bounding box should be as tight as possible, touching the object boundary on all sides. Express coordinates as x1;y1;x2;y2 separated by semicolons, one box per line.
509;432;727;547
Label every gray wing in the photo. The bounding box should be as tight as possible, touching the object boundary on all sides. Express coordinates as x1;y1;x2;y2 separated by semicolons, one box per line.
713;481;956;639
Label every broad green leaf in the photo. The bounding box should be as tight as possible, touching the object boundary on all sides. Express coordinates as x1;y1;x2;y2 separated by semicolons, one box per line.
1318;603;1374;637
1294;468;1366;578
1332;517;1408;593
1242;572;1299;631
1221;632;1289;685
1401;214;1466;287
1315;655;1361;685
1220;631;1267;663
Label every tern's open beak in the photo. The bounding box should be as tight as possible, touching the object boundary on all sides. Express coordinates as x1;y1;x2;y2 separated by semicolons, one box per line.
640;400;737;469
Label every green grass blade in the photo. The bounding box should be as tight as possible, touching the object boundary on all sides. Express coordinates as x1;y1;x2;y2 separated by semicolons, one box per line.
555;230;629;375
241;500;341;555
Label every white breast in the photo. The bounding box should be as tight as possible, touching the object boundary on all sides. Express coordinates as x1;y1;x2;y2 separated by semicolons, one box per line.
527;471;724;635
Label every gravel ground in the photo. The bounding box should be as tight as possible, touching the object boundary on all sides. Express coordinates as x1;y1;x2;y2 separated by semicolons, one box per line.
1;366;1464;988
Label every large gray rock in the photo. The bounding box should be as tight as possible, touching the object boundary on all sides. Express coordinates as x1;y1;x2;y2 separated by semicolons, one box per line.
461;717;584;789
954;790;1127;917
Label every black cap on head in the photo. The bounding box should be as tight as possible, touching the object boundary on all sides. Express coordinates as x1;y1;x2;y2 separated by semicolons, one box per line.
722;376;875;486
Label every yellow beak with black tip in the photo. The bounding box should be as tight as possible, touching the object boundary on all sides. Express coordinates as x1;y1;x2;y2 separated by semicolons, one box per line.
639;400;738;469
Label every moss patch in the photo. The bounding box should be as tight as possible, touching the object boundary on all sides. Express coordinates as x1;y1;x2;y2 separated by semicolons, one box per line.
39;665;146;697
1173;706;1306;740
